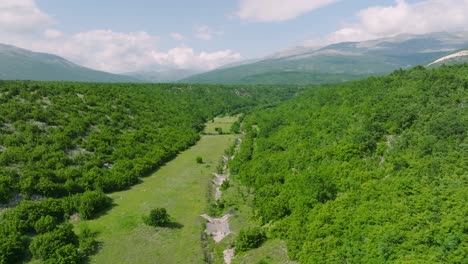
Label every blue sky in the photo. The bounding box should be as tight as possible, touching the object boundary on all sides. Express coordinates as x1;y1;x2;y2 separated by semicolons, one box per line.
37;0;404;56
1;0;467;73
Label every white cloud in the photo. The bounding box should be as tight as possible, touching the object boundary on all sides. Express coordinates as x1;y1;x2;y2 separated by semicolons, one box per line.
194;25;223;40
236;0;337;22
326;0;468;44
43;29;63;39
170;32;186;41
2;29;241;73
0;0;52;33
152;47;241;70
27;30;159;73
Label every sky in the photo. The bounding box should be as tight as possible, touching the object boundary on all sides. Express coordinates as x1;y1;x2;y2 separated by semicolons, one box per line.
1;0;467;73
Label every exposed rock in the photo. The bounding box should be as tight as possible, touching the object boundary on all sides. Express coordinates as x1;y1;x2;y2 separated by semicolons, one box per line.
200;214;232;243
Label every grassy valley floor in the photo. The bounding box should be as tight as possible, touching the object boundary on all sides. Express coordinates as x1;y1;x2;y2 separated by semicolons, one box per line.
75;121;237;263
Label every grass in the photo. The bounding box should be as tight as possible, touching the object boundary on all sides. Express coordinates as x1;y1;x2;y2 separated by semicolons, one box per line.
76;133;238;263
232;240;297;264
204;115;239;135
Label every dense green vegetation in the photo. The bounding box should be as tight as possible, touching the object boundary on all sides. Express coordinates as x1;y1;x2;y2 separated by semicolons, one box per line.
0;81;297;263
230;65;467;263
236;227;267;253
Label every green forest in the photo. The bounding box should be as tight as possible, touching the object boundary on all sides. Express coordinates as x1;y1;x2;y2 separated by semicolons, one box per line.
0;81;298;263
229;65;467;263
0;65;467;263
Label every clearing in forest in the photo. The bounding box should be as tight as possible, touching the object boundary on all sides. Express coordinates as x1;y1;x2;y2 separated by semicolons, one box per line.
76;120;237;263
204;115;239;134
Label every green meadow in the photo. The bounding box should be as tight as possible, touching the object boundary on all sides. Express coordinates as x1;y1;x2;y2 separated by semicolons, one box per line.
76;130;237;263
204;115;240;135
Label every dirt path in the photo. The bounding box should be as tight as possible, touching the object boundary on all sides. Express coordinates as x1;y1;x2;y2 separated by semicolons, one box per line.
223;248;235;264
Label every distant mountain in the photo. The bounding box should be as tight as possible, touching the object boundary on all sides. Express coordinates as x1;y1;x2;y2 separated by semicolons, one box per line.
427;50;468;67
182;32;468;85
0;44;140;82
123;69;201;83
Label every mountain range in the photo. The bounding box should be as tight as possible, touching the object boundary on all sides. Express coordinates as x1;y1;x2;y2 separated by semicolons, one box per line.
182;32;468;84
1;32;468;84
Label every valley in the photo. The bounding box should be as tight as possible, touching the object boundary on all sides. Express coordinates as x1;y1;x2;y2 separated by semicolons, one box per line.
1;2;467;262
76;119;238;263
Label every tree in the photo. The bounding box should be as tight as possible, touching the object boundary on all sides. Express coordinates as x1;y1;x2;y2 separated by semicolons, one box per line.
236;227;266;253
143;208;171;227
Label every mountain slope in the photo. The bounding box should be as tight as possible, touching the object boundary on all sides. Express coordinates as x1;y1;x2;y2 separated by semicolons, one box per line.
182;32;468;85
0;44;140;82
123;69;201;83
427;50;468;67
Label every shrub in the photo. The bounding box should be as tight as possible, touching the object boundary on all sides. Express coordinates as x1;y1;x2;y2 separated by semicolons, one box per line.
78;226;99;256
220;180;230;191
34;215;57;234
196;156;204;164
29;224;79;262
78;191;112;220
143;208;171;227
236;227;266;253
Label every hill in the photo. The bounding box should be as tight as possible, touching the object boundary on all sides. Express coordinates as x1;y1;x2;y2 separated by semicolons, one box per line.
0;44;140;82
182;32;468;85
229;65;467;263
427;50;468;67
123;69;200;83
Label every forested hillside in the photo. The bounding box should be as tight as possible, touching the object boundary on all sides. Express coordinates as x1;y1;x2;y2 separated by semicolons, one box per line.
0;81;298;263
230;65;467;263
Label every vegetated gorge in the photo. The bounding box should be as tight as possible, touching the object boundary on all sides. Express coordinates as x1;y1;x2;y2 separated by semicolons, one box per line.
0;81;297;263
0;65;466;264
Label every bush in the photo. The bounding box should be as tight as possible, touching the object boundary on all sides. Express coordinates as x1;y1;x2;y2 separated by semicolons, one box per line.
196;156;204;164
78;226;99;256
236;227;266;253
29;223;79;262
143;208;171;227
78;191;112;220
220;180;230;191
34;215;57;234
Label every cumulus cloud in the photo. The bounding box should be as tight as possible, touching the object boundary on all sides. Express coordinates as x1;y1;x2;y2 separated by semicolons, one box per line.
327;0;468;44
43;29;63;39
2;29;241;73
236;0;337;22
194;25;223;40
0;0;52;33
152;47;241;70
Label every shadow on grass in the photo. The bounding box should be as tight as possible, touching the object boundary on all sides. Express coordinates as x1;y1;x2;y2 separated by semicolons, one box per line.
163;221;184;229
88;200;117;220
